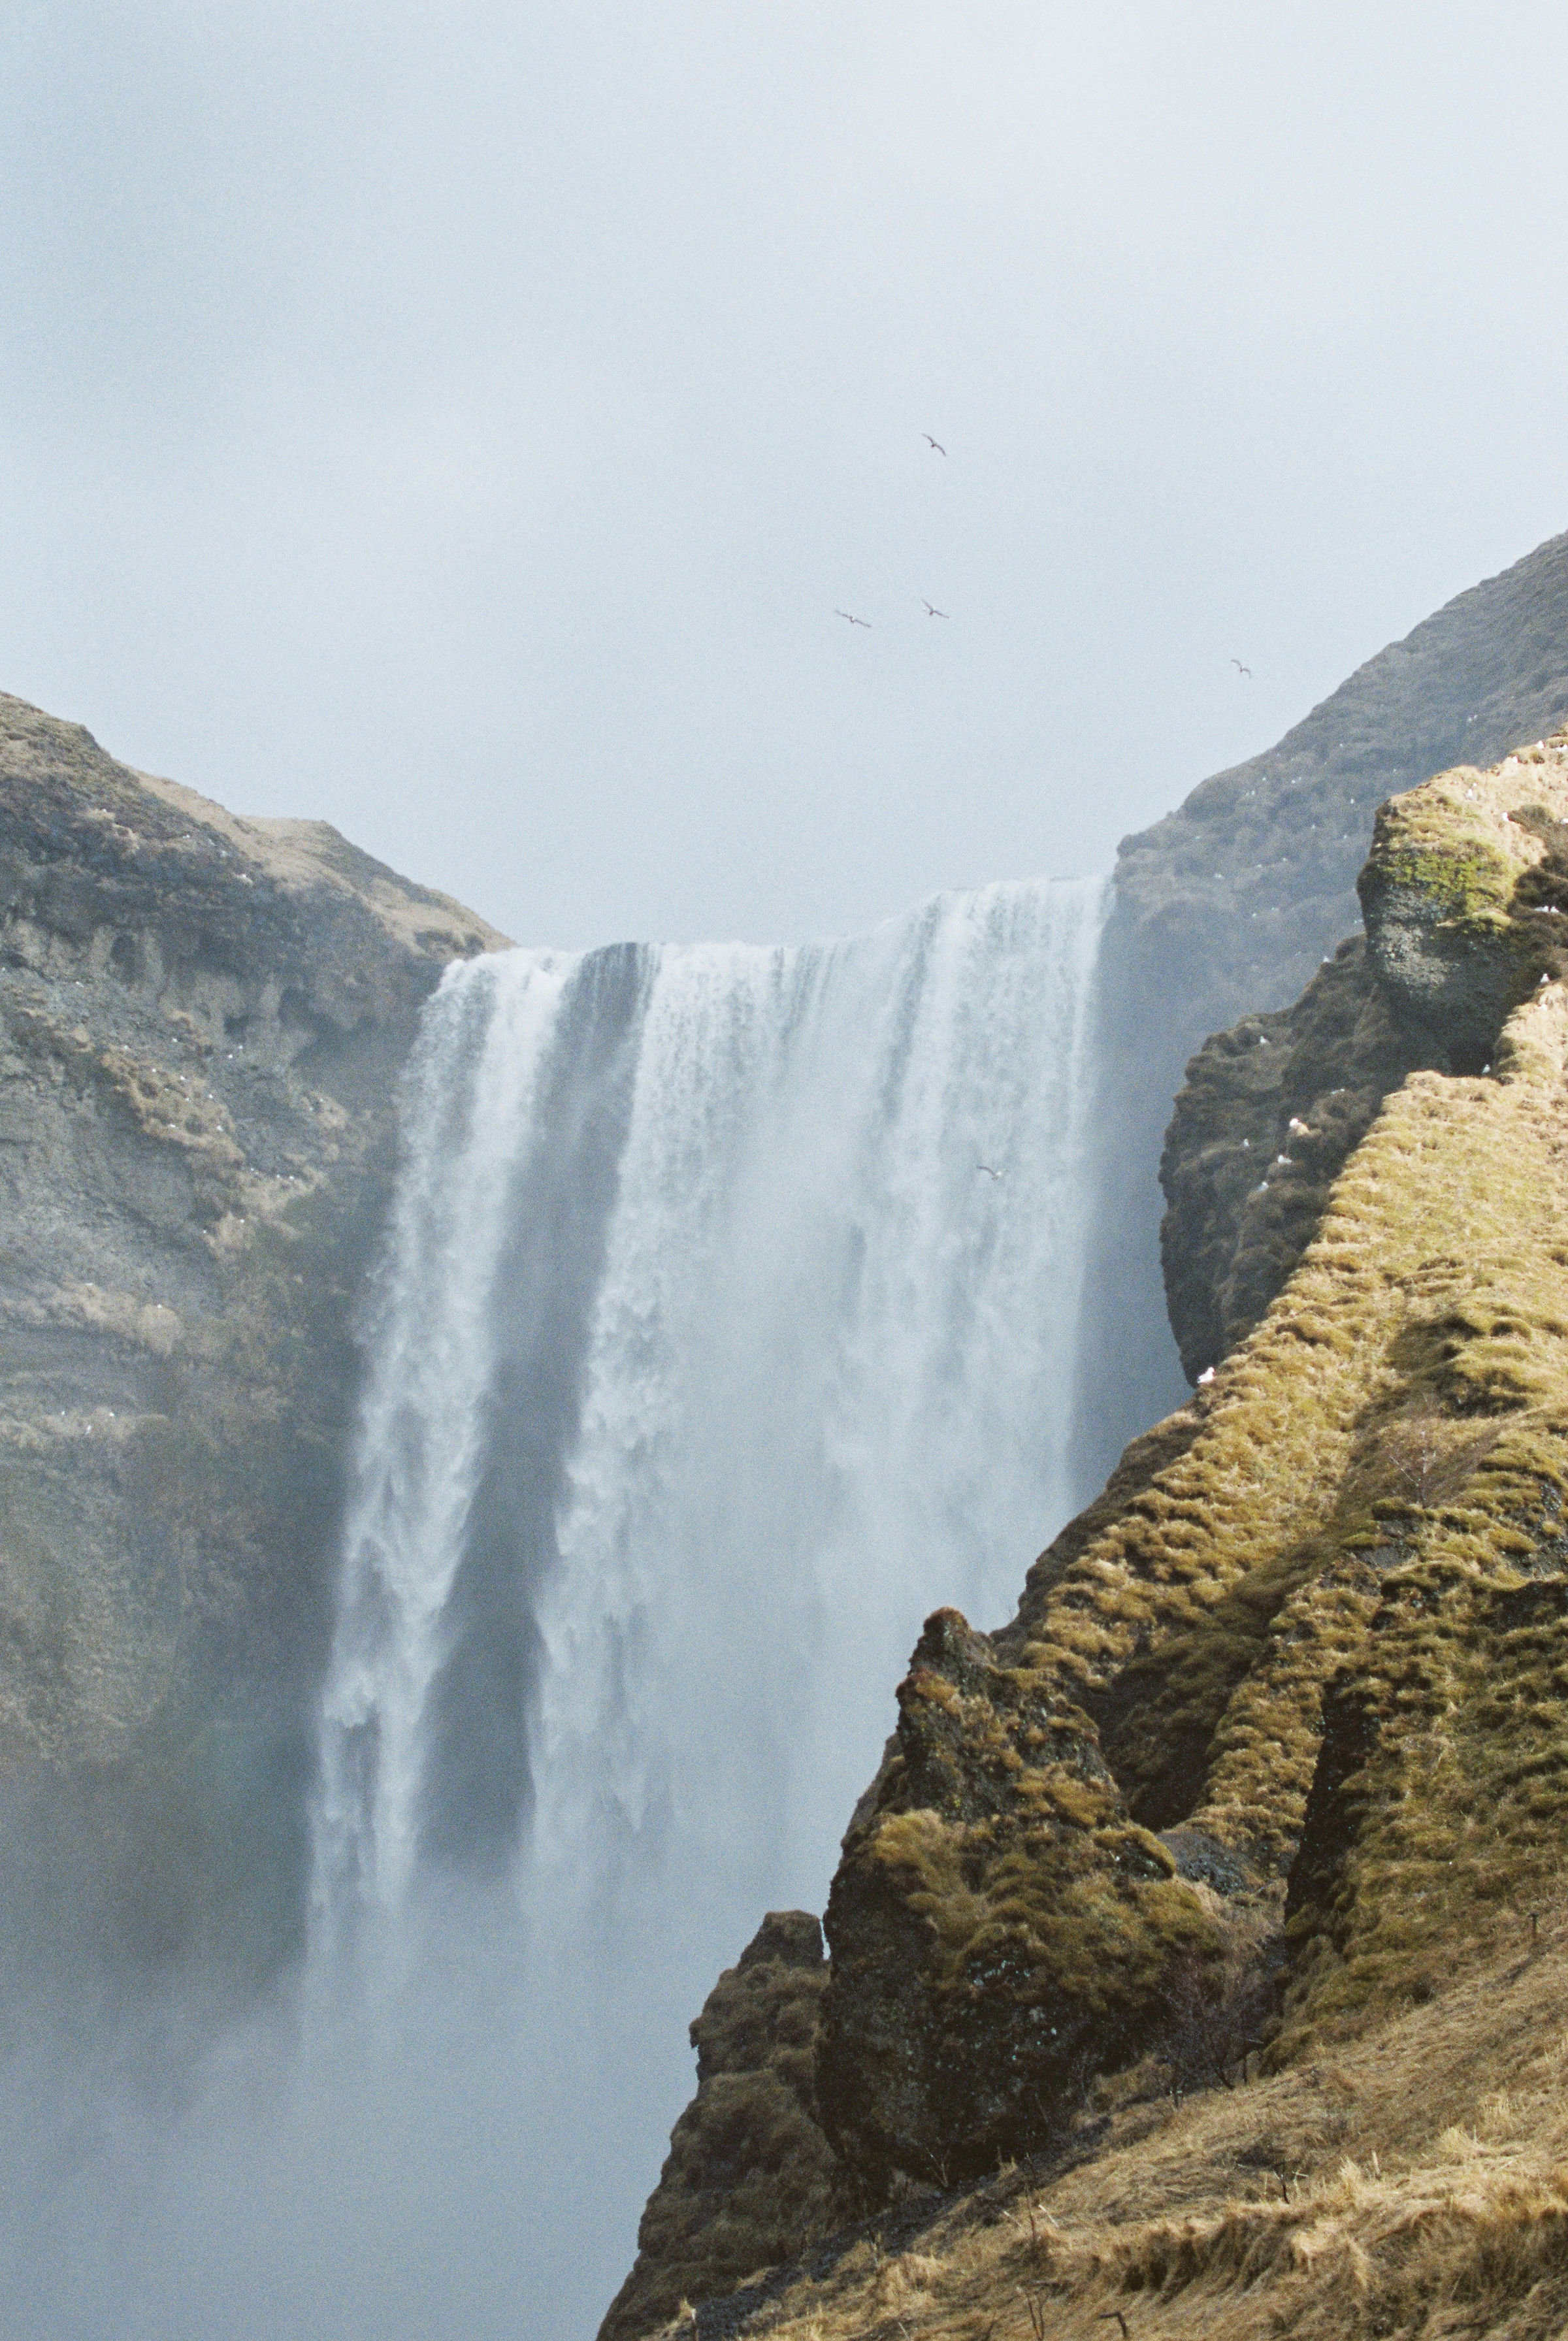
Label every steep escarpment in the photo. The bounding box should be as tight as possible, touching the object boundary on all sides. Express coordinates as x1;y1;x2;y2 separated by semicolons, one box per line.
610;737;1568;2338
814;742;1568;2203
0;691;506;1972
1077;525;1568;1482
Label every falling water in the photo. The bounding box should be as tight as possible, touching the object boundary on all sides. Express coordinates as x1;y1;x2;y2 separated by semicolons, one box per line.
316;876;1105;1946
0;878;1113;2341
302;874;1107;2331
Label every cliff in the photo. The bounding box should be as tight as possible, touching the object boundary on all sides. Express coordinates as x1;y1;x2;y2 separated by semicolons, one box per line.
1075;525;1568;1482
610;732;1568;2338
598;1914;838;2341
0;691;507;1973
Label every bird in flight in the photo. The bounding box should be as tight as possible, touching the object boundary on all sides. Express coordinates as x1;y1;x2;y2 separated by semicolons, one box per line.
924;434;947;455
836;610;872;628
923;600;949;619
976;1162;1005;1180
1231;658;1252;678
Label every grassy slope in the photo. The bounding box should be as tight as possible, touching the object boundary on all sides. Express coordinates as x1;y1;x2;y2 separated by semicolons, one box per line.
655;978;1568;2335
821;743;1568;2195
662;1899;1568;2340
629;738;1568;2334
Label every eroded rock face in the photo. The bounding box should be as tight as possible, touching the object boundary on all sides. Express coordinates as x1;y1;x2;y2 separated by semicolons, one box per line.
610;706;1568;2334
1078;526;1568;1485
596;1913;837;2341
1160;736;1568;1381
0;691;507;1971
816;1609;1214;2189
811;736;1568;2197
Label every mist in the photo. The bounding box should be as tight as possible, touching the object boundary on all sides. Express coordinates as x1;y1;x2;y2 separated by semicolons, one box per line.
0;1880;700;2340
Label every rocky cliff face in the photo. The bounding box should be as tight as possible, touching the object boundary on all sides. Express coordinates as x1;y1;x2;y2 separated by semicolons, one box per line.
0;692;506;1974
598;1914;838;2341
611;732;1568;2336
1076;526;1568;1482
1160;736;1568;1380
815;739;1568;2193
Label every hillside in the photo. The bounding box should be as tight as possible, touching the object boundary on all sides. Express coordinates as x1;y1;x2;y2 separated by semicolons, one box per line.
641;1906;1568;2341
607;733;1568;2337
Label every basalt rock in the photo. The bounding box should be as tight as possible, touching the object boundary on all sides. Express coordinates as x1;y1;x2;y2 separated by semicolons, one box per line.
0;691;507;1974
1160;736;1568;1381
815;1608;1215;2190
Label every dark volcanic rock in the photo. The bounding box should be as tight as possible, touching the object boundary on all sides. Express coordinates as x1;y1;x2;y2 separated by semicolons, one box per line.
597;1913;837;2341
809;735;1568;2206
1158;940;1408;1381
815;1608;1216;2191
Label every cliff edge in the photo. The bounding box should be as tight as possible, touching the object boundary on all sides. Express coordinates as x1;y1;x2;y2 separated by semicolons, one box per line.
608;730;1568;2338
0;692;508;1973
1077;525;1568;1482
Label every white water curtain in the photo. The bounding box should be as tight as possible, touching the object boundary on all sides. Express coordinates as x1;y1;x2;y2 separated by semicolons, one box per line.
314;875;1107;1960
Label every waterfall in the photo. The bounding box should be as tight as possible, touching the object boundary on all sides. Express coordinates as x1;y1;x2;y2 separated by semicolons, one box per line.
0;875;1111;2341
314;876;1107;1967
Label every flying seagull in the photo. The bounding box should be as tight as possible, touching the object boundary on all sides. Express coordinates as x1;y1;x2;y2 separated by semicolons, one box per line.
1231;658;1252;678
836;610;872;628
923;600;949;619
977;1163;1005;1180
924;434;947;455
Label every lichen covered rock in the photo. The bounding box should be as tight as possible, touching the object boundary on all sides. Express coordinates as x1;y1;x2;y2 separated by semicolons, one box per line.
1082;525;1568;1479
817;1609;1217;2188
1160;734;1568;1381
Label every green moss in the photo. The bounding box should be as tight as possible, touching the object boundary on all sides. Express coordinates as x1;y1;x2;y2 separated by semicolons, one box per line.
819;737;1568;2200
1373;841;1516;930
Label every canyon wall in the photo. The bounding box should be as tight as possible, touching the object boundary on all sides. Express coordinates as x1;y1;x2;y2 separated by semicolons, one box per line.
0;693;506;1976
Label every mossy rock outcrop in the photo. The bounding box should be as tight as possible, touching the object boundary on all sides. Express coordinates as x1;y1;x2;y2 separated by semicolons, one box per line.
611;728;1568;2331
815;1609;1217;2189
1161;736;1568;1381
597;1912;838;2341
1082;525;1568;1479
811;735;1568;2208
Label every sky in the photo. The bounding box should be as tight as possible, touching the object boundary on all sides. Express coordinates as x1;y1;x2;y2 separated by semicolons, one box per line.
3;3;1568;949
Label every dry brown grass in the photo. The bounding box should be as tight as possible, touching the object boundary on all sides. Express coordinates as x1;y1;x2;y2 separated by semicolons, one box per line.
661;1865;1568;2336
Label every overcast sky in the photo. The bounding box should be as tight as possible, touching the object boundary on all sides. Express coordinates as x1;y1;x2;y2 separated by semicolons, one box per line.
3;3;1567;947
